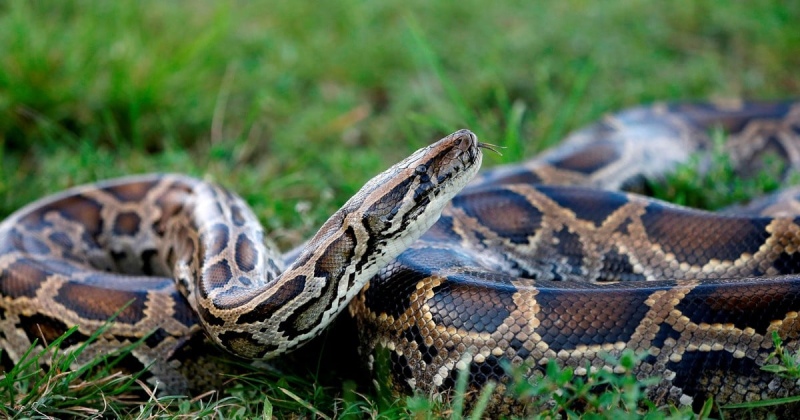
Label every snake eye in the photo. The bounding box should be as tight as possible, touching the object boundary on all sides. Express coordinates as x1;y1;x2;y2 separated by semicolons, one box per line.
415;165;430;184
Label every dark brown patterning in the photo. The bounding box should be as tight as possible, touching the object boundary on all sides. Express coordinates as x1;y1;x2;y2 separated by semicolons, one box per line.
351;101;800;415
1;102;800;416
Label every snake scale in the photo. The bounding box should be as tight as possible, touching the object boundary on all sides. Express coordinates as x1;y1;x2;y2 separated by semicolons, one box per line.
2;101;800;416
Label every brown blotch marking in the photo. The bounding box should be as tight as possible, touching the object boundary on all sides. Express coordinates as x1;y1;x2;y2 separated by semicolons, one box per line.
0;229;22;255
23;315;68;343
202;260;233;296
27;195;104;237
282;271;339;334
477;167;543;188
311;212;346;247
600;248;647;282
153;185;191;235
0;259;48;298
18;313;89;348
217;330;278;358
204;223;230;258
53;281;147;324
179;236;196;267
231;205;246;226
534;283;652;349
237;276;252;286
143;327;173;350
268;258;282;276
236;275;307;322
428;274;515;333
168;289;200;328
222;188;237;203
166;246;176;267
313;226;356;280
48;231;74;250
549;140;620;175
641;204;770;265
363;263;430;319
543;186;629;226
21;235;50;255
674;101;793;132
677;279;800;333
551;227;585;277
140;249;160;275
235;233;257;272
105;179;160;202
212;201;226;220
365;178;413;229
453;188;542;244
113;211;141;236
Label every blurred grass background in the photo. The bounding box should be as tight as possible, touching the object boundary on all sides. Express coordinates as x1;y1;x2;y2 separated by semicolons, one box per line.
1;0;799;416
2;0;798;247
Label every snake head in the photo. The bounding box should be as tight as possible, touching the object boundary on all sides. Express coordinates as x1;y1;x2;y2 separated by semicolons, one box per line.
353;129;483;248
294;129;483;275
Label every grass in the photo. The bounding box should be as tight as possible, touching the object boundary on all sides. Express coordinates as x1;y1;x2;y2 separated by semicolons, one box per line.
1;0;800;418
7;326;800;419
650;127;797;210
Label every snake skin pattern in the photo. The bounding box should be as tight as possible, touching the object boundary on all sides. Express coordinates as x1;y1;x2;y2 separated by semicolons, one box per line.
1;102;800;416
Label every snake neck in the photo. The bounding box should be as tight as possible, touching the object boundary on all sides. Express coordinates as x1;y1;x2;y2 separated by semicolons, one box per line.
183;130;483;359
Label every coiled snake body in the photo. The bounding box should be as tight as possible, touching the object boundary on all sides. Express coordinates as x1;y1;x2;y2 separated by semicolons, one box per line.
2;102;800;415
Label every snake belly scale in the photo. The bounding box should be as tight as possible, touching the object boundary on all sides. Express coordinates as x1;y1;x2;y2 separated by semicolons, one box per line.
2;102;800;415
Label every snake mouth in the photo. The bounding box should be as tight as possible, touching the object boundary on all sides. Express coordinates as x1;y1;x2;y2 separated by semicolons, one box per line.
430;130;482;182
397;131;483;225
